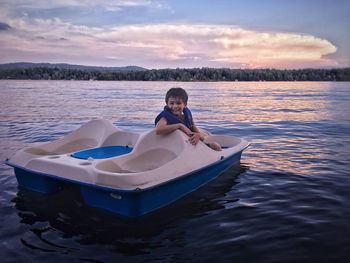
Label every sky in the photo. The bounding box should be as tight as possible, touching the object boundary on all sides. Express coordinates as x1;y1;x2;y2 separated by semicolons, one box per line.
0;0;349;69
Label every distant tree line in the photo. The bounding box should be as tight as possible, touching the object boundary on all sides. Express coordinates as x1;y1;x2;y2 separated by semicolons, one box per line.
0;67;349;81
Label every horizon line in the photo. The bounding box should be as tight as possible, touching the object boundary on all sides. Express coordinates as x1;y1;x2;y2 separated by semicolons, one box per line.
1;61;349;71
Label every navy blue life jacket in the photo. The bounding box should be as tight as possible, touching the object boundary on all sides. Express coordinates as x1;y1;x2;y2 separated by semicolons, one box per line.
155;106;194;131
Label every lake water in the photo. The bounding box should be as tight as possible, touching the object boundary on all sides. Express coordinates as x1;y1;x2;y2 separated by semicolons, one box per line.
1;80;350;262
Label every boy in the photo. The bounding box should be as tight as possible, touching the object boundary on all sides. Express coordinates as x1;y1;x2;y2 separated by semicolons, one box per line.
155;87;221;151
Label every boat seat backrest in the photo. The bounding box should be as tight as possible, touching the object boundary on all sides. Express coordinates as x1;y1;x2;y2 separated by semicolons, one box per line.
24;119;115;155
102;131;140;147
134;130;185;156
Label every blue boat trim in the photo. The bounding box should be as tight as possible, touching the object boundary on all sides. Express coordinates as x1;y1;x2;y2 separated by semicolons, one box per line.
71;145;133;159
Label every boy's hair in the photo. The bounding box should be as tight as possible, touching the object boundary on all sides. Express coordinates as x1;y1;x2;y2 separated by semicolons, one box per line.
165;87;188;104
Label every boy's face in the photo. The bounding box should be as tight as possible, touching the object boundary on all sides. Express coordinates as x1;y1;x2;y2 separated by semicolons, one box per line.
167;96;186;117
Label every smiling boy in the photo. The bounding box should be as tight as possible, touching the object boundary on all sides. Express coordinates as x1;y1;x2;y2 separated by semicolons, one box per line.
155;87;221;151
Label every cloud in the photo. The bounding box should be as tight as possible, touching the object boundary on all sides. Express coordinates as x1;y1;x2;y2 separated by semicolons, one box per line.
0;16;338;68
211;30;338;67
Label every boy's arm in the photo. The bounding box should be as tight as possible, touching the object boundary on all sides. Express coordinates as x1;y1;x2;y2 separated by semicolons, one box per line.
191;122;205;141
156;117;192;136
187;121;205;145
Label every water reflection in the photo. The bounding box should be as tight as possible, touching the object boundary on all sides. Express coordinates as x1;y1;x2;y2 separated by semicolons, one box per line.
190;82;333;123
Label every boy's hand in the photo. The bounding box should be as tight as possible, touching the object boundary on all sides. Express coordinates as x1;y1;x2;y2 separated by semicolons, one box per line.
179;124;193;136
188;132;201;145
178;125;201;145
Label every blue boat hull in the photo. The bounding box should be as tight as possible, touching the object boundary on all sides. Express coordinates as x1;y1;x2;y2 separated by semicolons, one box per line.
13;167;65;194
7;150;243;217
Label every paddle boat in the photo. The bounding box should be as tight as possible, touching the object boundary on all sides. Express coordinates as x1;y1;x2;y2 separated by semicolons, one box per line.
6;119;249;217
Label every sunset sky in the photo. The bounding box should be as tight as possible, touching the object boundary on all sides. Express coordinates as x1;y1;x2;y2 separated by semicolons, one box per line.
0;0;349;69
